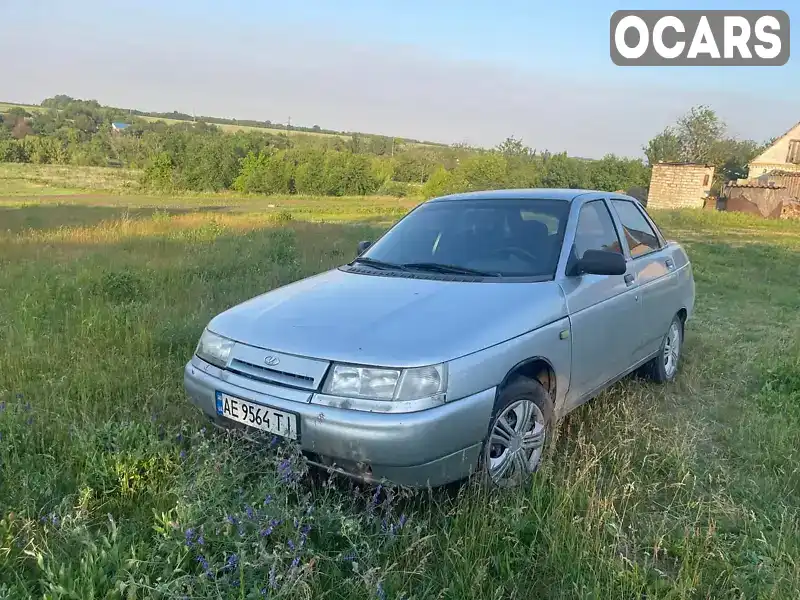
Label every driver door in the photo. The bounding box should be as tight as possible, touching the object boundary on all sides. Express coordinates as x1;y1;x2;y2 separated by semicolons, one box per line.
560;199;641;410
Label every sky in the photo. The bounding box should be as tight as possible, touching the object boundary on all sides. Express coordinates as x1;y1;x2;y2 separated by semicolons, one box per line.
1;0;797;158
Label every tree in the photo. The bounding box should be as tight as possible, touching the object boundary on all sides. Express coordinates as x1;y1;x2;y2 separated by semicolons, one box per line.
541;153;588;189
588;154;650;192
676;105;725;163
645;105;724;165
644;129;681;165
644;105;761;188
496;135;535;159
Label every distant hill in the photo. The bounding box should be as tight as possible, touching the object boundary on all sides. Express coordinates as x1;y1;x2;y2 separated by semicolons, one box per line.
0;98;448;149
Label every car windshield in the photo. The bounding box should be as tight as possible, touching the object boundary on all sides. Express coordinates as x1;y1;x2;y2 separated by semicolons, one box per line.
360;198;571;278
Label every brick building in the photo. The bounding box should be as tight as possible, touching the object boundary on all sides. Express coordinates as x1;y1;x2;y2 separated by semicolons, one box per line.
646;163;715;209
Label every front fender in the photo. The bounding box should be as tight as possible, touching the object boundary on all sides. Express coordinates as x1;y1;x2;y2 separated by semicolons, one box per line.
445;317;572;416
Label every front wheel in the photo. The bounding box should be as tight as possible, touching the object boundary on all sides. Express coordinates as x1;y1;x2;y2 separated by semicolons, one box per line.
644;314;684;383
480;378;553;488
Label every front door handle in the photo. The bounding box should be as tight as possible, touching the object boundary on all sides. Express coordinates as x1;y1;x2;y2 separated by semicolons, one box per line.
665;258;674;270
624;273;635;286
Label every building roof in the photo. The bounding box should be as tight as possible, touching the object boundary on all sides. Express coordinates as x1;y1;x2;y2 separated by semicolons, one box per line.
726;181;786;189
654;162;715;168
767;170;800;177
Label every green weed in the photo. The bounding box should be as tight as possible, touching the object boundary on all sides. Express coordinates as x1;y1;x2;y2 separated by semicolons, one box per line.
0;190;799;598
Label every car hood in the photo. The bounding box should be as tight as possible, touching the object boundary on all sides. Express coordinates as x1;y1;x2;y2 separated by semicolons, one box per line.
208;268;567;367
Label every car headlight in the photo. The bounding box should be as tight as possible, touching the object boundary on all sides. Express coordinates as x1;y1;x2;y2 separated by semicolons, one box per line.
322;363;447;401
195;328;234;368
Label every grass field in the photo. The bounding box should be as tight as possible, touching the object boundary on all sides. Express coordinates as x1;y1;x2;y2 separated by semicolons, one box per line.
1;166;799;599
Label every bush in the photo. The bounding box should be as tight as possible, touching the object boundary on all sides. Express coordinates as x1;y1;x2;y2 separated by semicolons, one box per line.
376;180;412;197
0;139;29;162
141;152;175;190
233;150;294;195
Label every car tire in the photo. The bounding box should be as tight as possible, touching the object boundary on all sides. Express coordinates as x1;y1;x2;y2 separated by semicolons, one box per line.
479;377;554;488
644;314;684;383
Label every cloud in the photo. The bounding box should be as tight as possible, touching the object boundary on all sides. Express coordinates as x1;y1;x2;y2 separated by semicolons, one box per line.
2;14;796;158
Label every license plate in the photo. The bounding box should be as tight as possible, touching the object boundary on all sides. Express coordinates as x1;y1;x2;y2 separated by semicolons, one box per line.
215;391;298;440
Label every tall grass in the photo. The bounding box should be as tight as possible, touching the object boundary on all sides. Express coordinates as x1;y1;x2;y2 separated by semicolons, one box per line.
0;193;799;599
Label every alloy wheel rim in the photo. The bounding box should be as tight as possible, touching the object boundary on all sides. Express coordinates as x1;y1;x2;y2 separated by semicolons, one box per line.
486;399;546;486
663;321;681;378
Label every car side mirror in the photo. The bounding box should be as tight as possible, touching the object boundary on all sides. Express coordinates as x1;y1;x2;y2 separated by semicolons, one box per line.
357;240;372;255
574;249;626;276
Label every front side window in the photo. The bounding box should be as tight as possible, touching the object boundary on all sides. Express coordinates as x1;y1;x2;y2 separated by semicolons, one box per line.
611;200;661;258
360;198;571;278
572;200;623;260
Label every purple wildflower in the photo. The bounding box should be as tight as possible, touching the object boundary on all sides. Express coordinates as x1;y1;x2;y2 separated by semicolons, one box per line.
26;416;33;426
261;525;274;537
196;554;211;577
225;514;238;525
398;514;407;528
287;539;296;551
342;550;356;562
376;582;386;600
50;514;59;527
176;432;183;442
179;450;187;460
269;564;277;589
245;504;255;520
0;401;5;411
300;524;311;546
305;504;314;515
291;556;300;568
371;484;382;506
185;528;195;546
264;494;273;506
270;436;279;447
197;533;205;546
225;554;238;572
24;402;31;412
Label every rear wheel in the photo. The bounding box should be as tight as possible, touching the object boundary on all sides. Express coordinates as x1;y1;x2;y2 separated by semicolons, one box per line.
644;314;683;383
481;378;553;488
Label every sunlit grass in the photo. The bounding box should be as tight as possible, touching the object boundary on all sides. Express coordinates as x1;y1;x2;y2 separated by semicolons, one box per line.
0;184;799;598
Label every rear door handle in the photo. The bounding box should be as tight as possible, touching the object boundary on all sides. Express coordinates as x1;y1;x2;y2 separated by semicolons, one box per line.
624;273;635;286
665;258;674;270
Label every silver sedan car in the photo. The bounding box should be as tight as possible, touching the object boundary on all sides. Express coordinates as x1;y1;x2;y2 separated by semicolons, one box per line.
184;189;695;488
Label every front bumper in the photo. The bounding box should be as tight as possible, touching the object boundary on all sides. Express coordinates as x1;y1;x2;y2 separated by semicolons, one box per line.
184;359;495;487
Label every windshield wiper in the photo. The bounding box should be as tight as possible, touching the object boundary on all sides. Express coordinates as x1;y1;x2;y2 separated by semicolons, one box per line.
402;262;499;277
350;257;409;271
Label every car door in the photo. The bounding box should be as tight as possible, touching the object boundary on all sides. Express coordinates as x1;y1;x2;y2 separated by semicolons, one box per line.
609;198;675;362
559;198;642;410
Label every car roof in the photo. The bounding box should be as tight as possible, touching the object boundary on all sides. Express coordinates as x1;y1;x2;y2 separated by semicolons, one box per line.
426;188;610;203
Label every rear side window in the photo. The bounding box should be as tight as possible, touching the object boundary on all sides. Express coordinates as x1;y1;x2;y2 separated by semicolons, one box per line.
573;200;623;260
611;200;662;258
